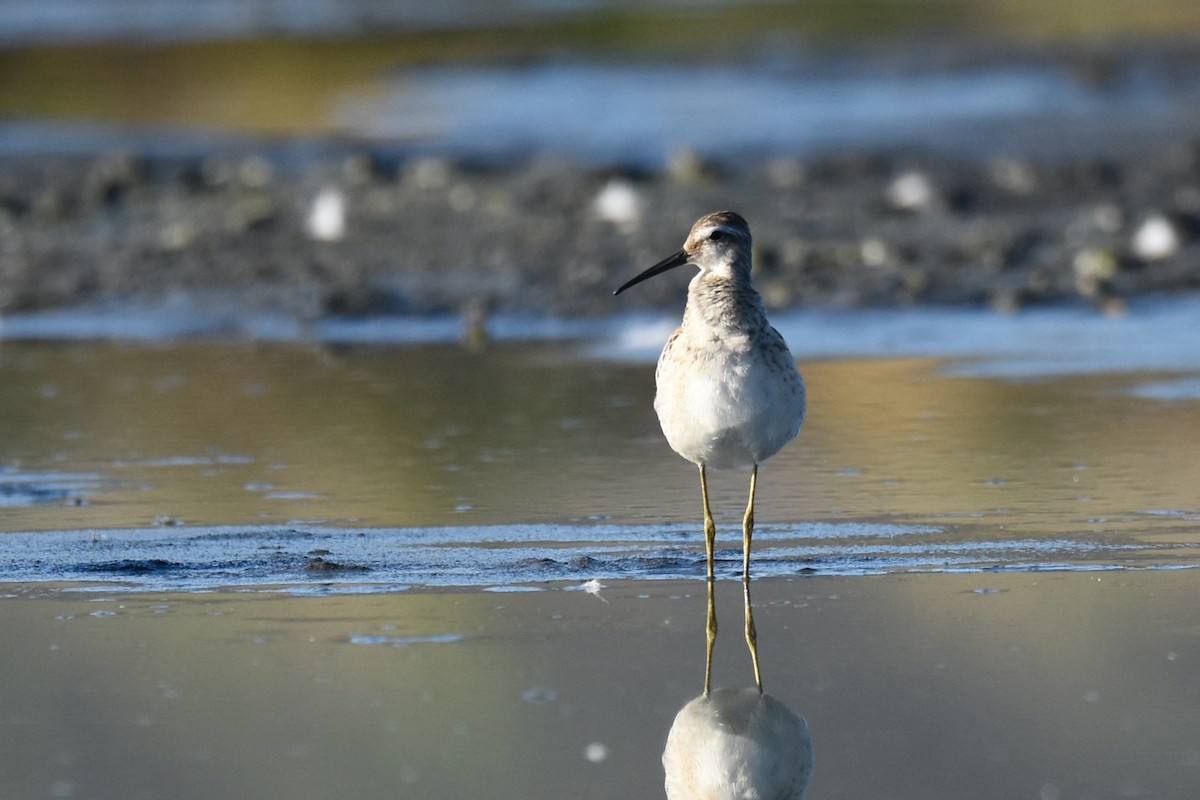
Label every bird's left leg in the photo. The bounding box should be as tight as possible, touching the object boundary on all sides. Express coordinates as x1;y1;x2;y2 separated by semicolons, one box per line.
700;464;718;696
742;464;763;693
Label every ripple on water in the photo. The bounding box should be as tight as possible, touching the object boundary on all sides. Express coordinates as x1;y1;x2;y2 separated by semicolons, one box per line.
0;519;1193;593
348;633;464;647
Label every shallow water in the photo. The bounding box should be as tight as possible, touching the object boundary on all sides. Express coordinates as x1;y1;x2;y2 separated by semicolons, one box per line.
2;573;1197;799
2;303;1200;585
2;307;1199;798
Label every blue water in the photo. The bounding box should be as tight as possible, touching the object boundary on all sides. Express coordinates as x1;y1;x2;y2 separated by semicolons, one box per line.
340;60;1196;164
3;44;1198;165
5;295;1200;380
2;518;1191;593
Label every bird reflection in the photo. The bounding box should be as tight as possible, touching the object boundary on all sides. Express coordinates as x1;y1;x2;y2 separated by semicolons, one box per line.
663;687;814;800
663;567;814;798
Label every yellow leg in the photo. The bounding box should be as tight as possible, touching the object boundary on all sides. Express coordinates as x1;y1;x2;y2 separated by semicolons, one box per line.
705;573;717;697
700;464;718;696
743;465;763;694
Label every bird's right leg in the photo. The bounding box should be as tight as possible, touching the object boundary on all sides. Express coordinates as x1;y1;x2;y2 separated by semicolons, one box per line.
700;463;718;696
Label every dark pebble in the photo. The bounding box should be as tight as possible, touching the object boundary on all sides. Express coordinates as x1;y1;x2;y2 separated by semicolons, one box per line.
3;141;1200;319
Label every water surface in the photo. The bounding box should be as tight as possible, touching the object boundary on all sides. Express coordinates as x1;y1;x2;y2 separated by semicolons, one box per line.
2;304;1199;586
2;306;1199;799
2;572;1196;799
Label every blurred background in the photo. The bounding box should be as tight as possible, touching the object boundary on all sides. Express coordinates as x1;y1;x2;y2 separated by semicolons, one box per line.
2;0;1199;142
1;0;1200;322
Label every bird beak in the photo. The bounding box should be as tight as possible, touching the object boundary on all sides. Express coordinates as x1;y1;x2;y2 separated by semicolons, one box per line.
613;250;691;296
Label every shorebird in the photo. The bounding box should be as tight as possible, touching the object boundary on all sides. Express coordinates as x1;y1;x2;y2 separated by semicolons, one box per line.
615;211;806;695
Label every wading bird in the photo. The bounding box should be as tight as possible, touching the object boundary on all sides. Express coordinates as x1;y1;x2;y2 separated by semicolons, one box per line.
615;211;806;695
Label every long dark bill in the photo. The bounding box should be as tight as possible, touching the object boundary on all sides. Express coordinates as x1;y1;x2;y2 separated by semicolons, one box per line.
613;249;690;296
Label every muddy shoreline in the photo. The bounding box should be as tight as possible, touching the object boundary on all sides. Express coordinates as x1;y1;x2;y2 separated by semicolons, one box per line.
2;130;1200;321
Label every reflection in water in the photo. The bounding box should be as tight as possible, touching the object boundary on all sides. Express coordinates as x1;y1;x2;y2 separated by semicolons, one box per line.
1;572;1195;798
663;687;814;800
675;559;814;797
706;573;766;700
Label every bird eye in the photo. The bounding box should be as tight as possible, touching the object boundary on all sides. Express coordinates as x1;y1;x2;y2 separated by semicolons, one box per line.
708;230;724;241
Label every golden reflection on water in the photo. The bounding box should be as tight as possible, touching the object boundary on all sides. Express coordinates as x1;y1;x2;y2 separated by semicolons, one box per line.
1;341;1198;548
798;357;1200;536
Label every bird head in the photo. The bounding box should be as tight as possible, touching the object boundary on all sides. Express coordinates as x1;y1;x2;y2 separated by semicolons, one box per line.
614;211;752;296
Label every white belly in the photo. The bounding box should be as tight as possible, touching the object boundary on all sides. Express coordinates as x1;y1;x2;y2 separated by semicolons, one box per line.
653;332;805;470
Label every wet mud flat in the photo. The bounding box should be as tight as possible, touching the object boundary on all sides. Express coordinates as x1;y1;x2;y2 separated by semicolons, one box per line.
1;570;1196;800
3;121;1200;322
